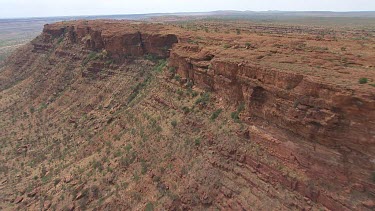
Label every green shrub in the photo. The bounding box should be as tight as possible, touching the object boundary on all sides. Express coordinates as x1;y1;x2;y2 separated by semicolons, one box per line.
182;106;191;114
83;52;99;65
141;161;148;175
195;92;210;106
145;202;154;211
92;160;103;172
223;44;231;49
119;152;136;169
125;144;132;153
177;89;184;96
211;109;223;121
155;60;167;72
57;37;64;44
194;138;201;146
114;149;122;158
169;66;177;74
231;103;245;122
127;76;152;104
192;91;199;97
171;120;177;128
174;75;181;81
133;172;140;181
39;103;47;110
186;80;194;89
105;59;114;65
187;39;199;45
145;54;158;62
88;52;98;60
359;78;368;84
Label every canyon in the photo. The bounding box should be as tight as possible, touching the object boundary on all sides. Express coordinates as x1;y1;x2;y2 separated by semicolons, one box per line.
0;19;374;210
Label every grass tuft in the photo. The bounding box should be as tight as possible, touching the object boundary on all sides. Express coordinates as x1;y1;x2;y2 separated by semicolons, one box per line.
359;78;368;84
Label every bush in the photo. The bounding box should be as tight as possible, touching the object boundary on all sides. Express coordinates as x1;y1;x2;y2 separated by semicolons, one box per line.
54;178;61;187
231;103;245;122
87;52;97;60
211;109;223;121
127;76;152;104
155;60;167;72
83;51;99;65
177;89;184;96
105;59;114;65
145;202;154;211
92;160;103;172
195;92;210;106
57;37;64;44
145;54;158;62
114;149;122;158
174;75;181;81
187;39;199;45
171;120;177;128
194;138;201;146
119;152;136;169
182;106;191;114
359;78;368;84
223;44;231;49
192;91;199;97
39;103;47;110
186;80;194;89
169;67;177;74
141;161;148;175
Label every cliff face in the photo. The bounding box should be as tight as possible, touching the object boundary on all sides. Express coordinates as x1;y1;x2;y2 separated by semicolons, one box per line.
1;20;374;210
170;43;375;210
38;21;178;58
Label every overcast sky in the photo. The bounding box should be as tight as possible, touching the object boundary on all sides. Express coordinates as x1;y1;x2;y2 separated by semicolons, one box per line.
1;0;375;18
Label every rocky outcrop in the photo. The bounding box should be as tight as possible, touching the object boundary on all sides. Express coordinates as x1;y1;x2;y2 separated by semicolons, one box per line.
39;21;178;59
169;42;375;209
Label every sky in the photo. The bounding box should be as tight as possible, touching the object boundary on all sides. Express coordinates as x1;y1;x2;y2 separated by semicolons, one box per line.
0;0;375;18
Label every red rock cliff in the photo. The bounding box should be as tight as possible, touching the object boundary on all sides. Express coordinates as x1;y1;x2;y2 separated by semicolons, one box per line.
40;20;178;59
28;20;375;210
169;42;375;210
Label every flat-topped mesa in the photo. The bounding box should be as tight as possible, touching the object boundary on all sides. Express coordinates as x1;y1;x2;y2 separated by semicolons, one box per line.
4;19;375;210
38;20;178;59
27;21;374;209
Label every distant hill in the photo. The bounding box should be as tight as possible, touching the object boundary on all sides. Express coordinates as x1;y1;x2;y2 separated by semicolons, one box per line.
2;10;375;22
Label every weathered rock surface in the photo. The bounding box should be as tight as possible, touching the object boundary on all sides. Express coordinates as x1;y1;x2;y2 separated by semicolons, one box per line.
1;20;374;210
41;20;178;59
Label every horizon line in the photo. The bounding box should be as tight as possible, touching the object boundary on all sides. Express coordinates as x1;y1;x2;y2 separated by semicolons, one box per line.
1;10;375;20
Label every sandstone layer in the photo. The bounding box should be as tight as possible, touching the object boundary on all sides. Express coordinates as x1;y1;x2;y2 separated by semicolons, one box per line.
0;20;374;210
